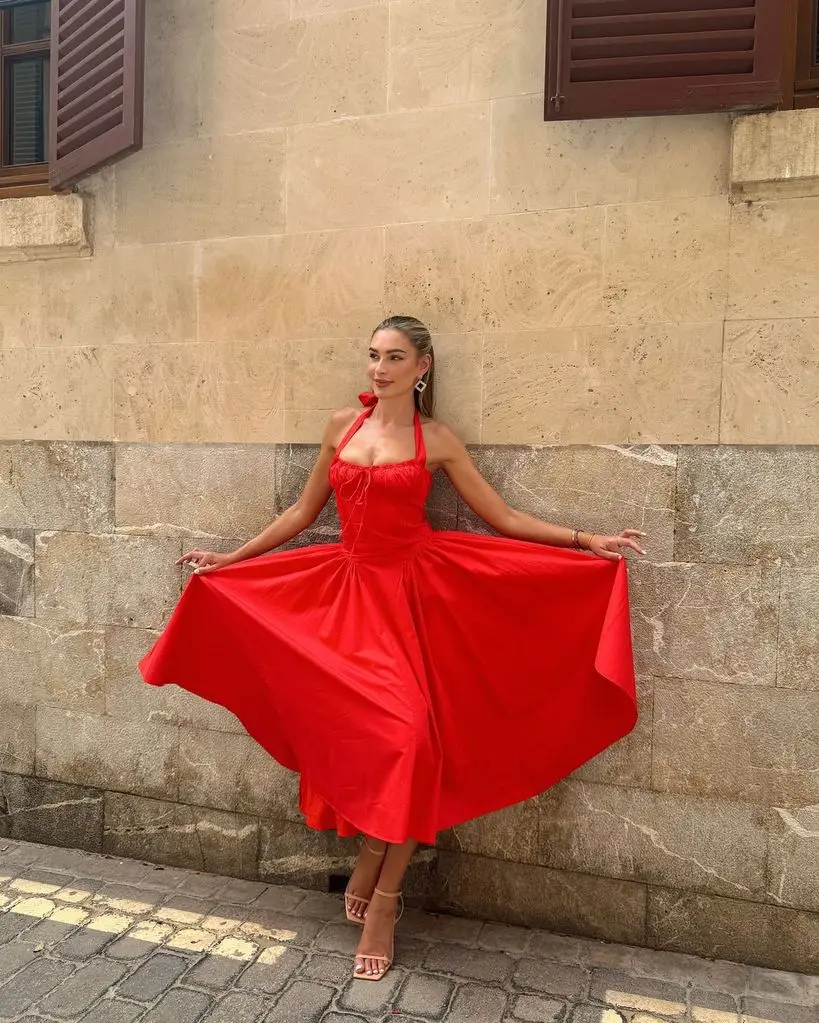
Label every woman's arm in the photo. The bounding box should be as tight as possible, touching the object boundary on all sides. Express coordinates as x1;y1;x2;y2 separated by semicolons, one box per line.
431;423;646;562
179;408;356;574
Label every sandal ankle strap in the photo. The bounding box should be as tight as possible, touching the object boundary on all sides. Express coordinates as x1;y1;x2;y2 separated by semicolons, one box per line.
373;886;402;898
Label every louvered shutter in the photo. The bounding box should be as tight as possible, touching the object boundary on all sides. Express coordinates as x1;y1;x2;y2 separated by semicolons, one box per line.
546;0;798;120
49;0;146;189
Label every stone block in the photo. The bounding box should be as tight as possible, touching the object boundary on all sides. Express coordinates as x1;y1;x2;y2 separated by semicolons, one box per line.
286;104;489;232
389;0;544;109
274;444;339;533
0;530;33;615
460;443;676;562
422;943;514;984
0;195;89;263
647;887;819;974
265;980;334;1021
41;244;197;347
766;805;819;912
510;994;566;1021
293;0;383;13
178;726;300;819
482;323;721;444
105;625;244;734
491;98;729;214
0;441;113;531
537;779;767;900
589;969;687;1018
115;132;286;244
202;8;387;133
116;954;191;1002
396;972;455;1017
0;774;103;851
143;11;201;146
0;347;114;440
604;196;729;324
36;707;178;800
722;319;819;444
113;341;284;444
384;219;488;333
776;568;819;691
511;957;588;999
729;199;819;319
629;562;779;686
731;107;819;199
257;818;358;888
434;851;647;945
0;260;44;346
0;958;75;1015
103;792;258;879
0;703;35;775
445;984;508;1022
35;532;180;630
437;799;540;865
37;959;127;1018
199;227;384;344
115;443;276;540
0;616;106;712
675;446;819;567
652;678;819;806
484;208;605;330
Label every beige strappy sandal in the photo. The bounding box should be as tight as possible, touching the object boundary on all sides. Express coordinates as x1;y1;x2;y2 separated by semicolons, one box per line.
344;839;387;925
353;886;404;981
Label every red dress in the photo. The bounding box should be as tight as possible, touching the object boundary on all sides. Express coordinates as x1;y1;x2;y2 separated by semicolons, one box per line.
139;394;637;845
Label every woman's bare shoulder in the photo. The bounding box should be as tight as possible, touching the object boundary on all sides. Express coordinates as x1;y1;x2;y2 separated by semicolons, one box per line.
421;417;465;457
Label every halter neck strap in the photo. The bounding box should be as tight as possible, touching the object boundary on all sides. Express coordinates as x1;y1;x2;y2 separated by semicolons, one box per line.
335;393;426;464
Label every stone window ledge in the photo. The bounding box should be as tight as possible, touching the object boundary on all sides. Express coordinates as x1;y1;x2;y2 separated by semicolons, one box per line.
0;194;90;263
731;107;819;200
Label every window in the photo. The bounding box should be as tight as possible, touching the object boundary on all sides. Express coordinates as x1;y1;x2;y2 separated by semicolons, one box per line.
545;0;817;121
0;0;50;195
0;0;145;197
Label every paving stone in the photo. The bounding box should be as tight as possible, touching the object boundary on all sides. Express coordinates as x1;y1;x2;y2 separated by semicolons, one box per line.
337;965;404;1014
401;909;484;944
0;956;75;1014
741;998;816;1023
570;1009;625;1023
38;959;128;1018
321;1015;368;1023
78;1001;145;1023
139;988;212;1023
478;922;531;953
18;916;83;947
397;972;455;1017
512;958;589;999
689;988;738;1023
0;910;36;944
216;877;270;904
589;970;687;1018
0;941;37;982
116;952;189;1001
235;948;304;994
200;991;268;1022
264;980;334;1022
447;984;509;1022
314;921;360;954
104;934;160;960
297;952;354;987
510;994;566;1021
743;966;819;1007
58;924;118;959
173;871;233;901
422;944;514;984
183;953;250;989
292;891;345;921
247;884;305;914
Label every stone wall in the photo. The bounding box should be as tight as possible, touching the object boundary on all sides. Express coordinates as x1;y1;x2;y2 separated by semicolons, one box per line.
1;0;818;977
1;439;817;974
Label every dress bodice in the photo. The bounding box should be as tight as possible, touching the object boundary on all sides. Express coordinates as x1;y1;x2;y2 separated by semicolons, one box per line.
329;393;433;557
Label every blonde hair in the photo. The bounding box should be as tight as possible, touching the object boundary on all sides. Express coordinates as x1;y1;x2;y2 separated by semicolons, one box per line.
372;315;435;417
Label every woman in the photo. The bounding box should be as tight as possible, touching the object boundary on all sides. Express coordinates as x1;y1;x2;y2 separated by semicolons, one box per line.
139;315;646;982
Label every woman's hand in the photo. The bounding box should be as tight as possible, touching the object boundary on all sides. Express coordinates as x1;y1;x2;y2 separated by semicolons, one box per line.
176;549;238;575
586;529;646;562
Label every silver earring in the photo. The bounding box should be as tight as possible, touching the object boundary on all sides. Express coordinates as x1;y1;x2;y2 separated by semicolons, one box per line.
415;376;428;394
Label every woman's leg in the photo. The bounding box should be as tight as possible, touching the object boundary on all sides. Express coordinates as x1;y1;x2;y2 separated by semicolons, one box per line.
354;837;418;977
345;834;387;920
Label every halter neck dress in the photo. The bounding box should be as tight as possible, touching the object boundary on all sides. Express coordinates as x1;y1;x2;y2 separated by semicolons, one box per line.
140;393;637;844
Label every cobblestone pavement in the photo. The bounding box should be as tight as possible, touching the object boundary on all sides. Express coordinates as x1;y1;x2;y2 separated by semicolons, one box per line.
1;840;816;1023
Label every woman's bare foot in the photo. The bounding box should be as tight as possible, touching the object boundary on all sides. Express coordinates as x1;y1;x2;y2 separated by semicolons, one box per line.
344;838;387;922
353;888;401;978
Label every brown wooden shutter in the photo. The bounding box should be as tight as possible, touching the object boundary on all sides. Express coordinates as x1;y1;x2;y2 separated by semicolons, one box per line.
49;0;145;189
546;0;798;120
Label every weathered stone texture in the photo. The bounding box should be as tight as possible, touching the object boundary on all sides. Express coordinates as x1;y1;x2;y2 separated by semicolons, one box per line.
652;679;819;807
35;532;180;629
0;442;113;531
0;773;103;850
676;447;819;566
103;791;258;878
0;530;34;616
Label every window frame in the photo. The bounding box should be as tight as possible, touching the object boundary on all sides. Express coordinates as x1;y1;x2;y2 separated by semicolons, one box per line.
0;0;51;197
795;0;819;107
